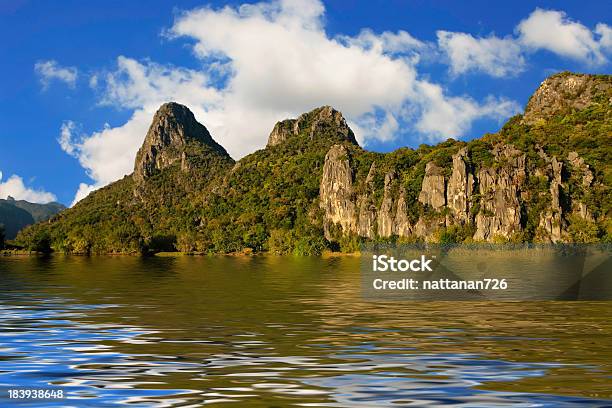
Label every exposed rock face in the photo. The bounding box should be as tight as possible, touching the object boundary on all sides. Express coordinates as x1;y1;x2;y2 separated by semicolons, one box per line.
393;189;412;236
357;196;377;238
133;102;229;183
418;162;446;210
523;73;611;124
414;217;445;241
446;148;474;223
538;157;565;243
474;145;525;241
26;72;610;255
320;150;410;240
319;145;356;240
574;202;594;221
267;106;358;147
377;172;396;237
357;164;377;238
267;120;298;147
568;151;594;187
567;151;595;222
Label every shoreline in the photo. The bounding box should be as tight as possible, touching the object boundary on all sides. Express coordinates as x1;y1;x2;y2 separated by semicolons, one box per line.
0;249;362;258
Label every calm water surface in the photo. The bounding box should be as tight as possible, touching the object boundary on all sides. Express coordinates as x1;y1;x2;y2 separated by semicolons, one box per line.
0;255;610;407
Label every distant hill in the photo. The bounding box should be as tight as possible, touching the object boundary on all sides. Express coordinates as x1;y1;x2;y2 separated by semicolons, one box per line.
0;197;65;239
16;72;612;254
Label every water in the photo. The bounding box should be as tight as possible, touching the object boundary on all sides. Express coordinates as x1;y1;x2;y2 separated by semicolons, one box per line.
0;255;610;407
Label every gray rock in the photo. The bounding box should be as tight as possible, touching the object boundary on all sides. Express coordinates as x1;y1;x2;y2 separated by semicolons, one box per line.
418;162;446;210
133;102;228;184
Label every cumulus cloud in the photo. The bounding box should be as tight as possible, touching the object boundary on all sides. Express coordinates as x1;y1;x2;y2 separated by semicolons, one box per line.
34;60;78;89
416;83;520;140
437;8;611;78
340;29;426;57
0;171;57;204
58;111;153;206
62;0;520;204
437;31;525;77
596;23;612;52
517;9;608;65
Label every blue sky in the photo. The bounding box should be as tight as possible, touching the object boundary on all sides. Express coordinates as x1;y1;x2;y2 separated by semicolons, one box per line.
0;0;610;206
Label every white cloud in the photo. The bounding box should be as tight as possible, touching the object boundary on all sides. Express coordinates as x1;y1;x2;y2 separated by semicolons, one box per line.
517;9;608;65
341;29;426;57
0;171;57;204
437;9;611;78
596;23;612;52
415;83;520;140
62;0;520;204
59;120;77;155
71;183;99;206
58;110;153;206
437;31;525;77
34;60;78;89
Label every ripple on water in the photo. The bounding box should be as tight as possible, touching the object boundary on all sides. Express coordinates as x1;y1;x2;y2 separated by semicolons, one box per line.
0;256;610;407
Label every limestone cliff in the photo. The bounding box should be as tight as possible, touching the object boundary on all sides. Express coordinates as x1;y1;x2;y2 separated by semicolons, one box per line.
473;145;525;241
319;145;356;240
446;148;473;224
134;102;230;184
319;73;610;244
19;72;611;254
320;138;605;243
418;163;446;210
267;106;358;148
523;73;611;124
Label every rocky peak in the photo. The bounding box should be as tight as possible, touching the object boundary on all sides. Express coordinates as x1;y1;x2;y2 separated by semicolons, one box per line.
133;102;229;182
267;106;358;148
523;72;611;124
418;162;446;210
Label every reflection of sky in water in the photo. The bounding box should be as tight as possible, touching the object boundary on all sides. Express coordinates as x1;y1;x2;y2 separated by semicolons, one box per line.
0;296;610;407
0;298;198;407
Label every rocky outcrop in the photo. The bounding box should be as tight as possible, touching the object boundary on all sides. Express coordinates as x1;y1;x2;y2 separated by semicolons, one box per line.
356;164;377;238
418;162;445;210
319;145;356;240
538;157;565;243
320;151;413;240
133;102;229;183
574;202;594;222
26;72;610;255
393;189;412;236
523;73;611;124
567;151;595;222
267;119;298;147
568;151;594;187
377;172;396;237
474;145;525;241
267;106;358;147
446;148;473;223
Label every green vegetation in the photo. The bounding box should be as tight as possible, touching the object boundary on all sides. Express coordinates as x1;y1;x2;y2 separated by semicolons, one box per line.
0;201;35;239
0;198;64;239
15;73;612;253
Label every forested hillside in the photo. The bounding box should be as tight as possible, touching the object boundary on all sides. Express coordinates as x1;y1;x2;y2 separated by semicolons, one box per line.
17;72;611;254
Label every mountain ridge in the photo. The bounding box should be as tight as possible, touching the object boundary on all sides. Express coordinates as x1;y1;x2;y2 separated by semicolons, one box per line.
0;197;65;239
16;72;612;254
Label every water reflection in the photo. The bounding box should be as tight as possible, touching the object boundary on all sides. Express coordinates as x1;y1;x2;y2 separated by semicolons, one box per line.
0;255;610;406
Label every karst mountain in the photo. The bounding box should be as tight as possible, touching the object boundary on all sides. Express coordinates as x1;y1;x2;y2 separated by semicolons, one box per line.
17;72;612;254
